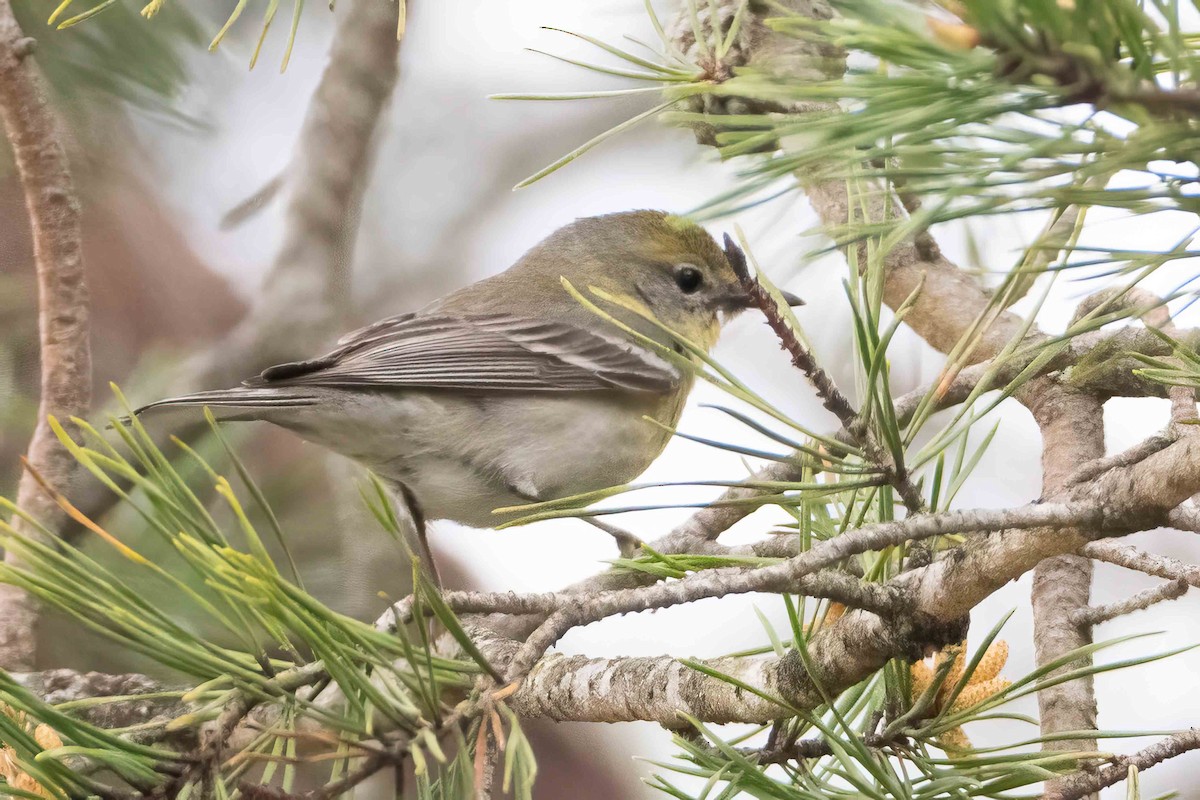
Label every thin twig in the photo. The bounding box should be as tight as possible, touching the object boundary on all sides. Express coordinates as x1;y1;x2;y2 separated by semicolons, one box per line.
745;731;903;763
724;233;925;513
306;753;391;800
584;518;644;557
1044;728;1200;800
1070;578;1189;626
1083;541;1200;589
1065;433;1176;487
724;234;859;429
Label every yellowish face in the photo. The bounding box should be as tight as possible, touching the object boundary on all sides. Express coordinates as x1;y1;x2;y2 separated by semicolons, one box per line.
562;211;750;351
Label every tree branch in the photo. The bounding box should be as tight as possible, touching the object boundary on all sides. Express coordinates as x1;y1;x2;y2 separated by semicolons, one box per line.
1028;384;1102;787
1083;542;1200;589
1070;578;1189;627
0;0;92;670
1044;729;1200;800
56;0;405;547
392;567;900;628
500;502;1102;681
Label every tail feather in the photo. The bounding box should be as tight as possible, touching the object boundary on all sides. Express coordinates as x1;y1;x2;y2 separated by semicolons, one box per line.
134;388;320;422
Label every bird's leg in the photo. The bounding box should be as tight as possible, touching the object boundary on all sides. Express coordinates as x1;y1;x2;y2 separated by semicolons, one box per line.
509;483;644;558
583;517;644;559
394;481;442;590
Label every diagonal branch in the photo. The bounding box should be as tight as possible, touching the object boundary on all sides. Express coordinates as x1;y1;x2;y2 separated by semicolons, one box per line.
1070;578;1189;627
1044;728;1200;800
1083;542;1200;588
56;0;405;547
725;234;925;513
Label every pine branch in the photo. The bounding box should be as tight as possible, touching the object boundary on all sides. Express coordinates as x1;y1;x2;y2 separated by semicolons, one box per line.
1028;383;1103;787
1070;578;1190;627
1045;729;1200;800
499;502;1099;682
725;233;926;513
1084;542;1200;589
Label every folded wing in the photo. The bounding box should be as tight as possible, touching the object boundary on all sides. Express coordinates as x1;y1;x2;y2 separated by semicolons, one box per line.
244;312;680;393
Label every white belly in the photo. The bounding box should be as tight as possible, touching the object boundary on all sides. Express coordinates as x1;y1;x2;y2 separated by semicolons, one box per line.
271;388;673;527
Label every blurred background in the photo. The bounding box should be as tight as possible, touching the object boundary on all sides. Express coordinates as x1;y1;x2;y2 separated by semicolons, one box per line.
2;1;1198;797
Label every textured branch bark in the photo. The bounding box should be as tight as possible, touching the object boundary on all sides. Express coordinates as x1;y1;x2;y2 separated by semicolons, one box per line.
1083;541;1200;588
0;0;91;671
10;670;188;743
1070;578;1188;626
392;566;908;627
1044;728;1200;800
500;503;1101;679
1028;385;1103;793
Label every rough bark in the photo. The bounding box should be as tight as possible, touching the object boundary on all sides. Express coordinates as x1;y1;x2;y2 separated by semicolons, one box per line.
1044;729;1200;800
0;0;91;671
1071;578;1188;626
11;669;188;742
1029;386;1103;790
1084;541;1200;587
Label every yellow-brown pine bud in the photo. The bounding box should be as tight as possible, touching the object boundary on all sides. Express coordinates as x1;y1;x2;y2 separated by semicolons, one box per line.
971;640;1009;684
937;726;973;753
0;746;19;783
15;771;54;799
911;660;935;703
936;643;966;707
926;17;981;50
33;724;62;752
950;677;1012;713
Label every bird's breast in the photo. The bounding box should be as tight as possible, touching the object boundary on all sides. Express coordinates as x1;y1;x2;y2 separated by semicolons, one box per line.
289;387;686;528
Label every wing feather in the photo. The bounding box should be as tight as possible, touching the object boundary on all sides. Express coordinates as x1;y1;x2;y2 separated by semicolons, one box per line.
245;313;679;393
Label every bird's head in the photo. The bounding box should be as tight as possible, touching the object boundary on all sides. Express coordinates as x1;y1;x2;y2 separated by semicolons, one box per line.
522;210;803;351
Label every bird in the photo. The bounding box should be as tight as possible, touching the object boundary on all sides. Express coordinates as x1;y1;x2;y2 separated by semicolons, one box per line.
136;210;803;536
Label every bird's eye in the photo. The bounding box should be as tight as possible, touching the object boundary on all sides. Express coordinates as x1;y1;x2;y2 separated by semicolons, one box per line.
675;265;703;294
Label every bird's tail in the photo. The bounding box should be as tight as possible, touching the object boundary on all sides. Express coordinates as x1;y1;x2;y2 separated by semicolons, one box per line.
133;387;321;423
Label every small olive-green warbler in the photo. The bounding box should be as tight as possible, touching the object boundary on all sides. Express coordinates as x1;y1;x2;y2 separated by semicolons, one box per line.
138;210;802;527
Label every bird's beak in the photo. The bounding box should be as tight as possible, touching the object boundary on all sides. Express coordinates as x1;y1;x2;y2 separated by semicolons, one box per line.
722;233;805;309
778;289;806;307
722;288;805;310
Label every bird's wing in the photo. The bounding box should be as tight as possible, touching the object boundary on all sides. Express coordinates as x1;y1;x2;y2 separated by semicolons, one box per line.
243;312;681;393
